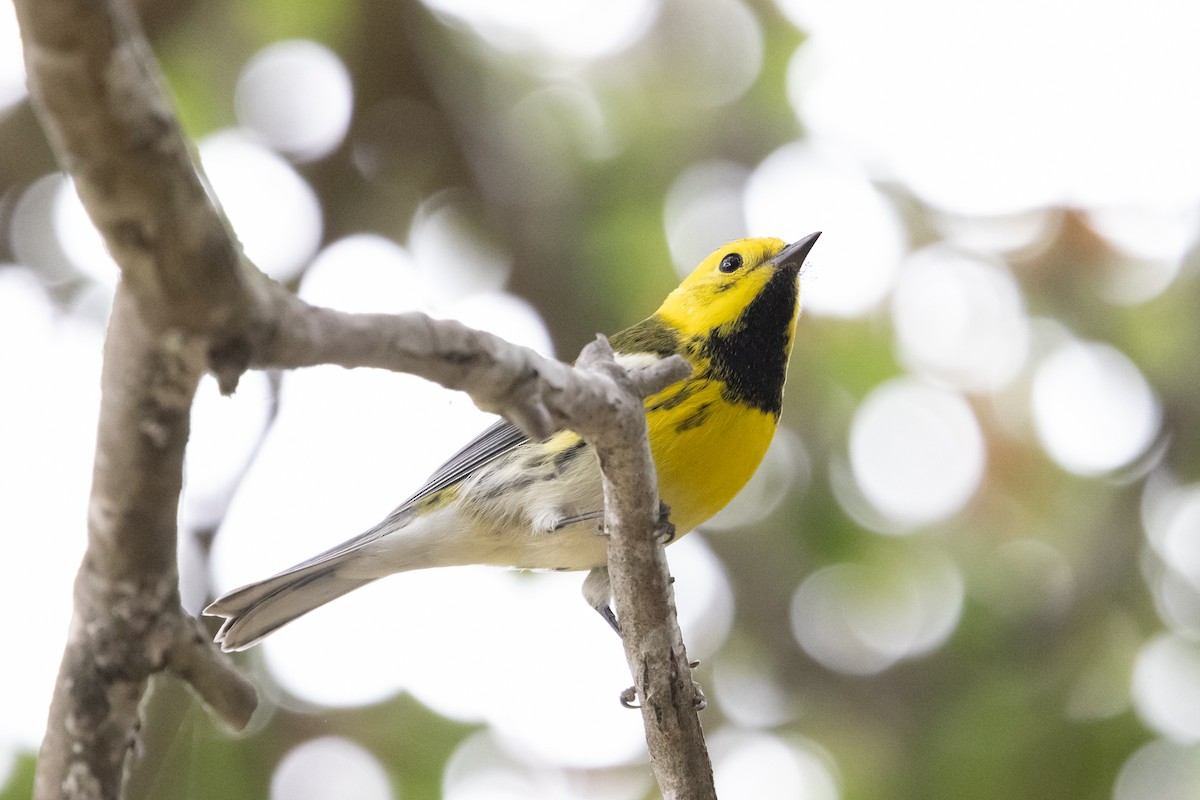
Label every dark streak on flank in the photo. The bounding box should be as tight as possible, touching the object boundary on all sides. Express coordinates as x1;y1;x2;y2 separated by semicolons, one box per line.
674;401;712;433
701;263;799;417
647;380;698;412
552;438;587;475
479;474;535;502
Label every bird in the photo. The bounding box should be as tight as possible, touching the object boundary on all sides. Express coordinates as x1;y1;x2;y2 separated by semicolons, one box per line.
206;232;821;651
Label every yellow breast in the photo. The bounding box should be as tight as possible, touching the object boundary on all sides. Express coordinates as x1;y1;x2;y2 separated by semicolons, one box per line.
644;378;779;534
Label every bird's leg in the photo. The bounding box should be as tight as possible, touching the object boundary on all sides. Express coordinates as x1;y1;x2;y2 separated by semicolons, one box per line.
597;604;620;634
553;510;605;531
585;527;707;711
582;567;620;635
580;503;675;634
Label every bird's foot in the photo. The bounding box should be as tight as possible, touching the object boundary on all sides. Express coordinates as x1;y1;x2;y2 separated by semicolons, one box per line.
692;681;708;710
657;501;676;543
617;676;707;711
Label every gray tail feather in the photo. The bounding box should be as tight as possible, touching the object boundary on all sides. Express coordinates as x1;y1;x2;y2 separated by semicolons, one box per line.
205;509;420;651
205;558;373;652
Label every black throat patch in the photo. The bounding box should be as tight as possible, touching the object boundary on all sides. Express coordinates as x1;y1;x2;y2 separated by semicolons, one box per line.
701;266;798;417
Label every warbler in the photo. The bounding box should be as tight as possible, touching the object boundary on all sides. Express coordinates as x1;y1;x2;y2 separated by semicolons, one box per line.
207;233;820;651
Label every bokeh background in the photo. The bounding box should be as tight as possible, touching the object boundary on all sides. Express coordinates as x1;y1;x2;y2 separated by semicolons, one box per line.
3;0;1200;797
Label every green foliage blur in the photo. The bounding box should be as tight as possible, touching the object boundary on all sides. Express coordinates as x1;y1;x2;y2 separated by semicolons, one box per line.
4;0;1199;798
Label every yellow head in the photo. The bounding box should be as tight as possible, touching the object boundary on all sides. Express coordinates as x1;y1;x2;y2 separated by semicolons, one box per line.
658;237;792;337
649;233;819;417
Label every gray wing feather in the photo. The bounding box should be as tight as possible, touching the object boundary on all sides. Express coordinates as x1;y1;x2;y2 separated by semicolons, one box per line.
270;418;529;573
406;417;529;504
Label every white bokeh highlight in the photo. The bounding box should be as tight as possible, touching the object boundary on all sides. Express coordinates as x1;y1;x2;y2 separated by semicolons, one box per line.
782;0;1200;214
236;40;354;161
199;130;323;283
0;269;101;749
1031;340;1160;476
271;737;392;800
1088;205;1197;305
711;650;798;729
0;1;26;111
1144;479;1200;597
710;730;839;800
932;208;1060;256
891;245;1030;392
11;174;79;286
301;234;433;314
791;549;964;675
1114;739;1200;800
652;0;763;109
848;378;985;529
54;177;119;286
182;372;274;532
419;0;657;61
442;730;652;800
664;161;750;278
1132;634;1200;743
1145;561;1200;643
744;141;907;317
410;194;512;302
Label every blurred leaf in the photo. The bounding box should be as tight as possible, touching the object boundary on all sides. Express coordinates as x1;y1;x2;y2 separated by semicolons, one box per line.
0;753;36;800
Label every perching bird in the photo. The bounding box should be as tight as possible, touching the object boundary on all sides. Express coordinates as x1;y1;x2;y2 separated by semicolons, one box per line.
206;233;820;651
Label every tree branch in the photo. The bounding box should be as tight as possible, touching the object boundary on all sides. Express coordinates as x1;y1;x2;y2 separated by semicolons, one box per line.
14;0;255;333
32;286;257;800
255;291;678;438
571;339;717;799
16;0;717;796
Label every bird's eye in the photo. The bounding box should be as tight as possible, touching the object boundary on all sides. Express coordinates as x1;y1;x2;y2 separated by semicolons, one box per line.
719;253;743;273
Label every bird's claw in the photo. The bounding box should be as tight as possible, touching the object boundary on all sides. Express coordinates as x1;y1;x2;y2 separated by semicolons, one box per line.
686;659;706;709
600;605;620;635
656;501;676;543
618;665;705;710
